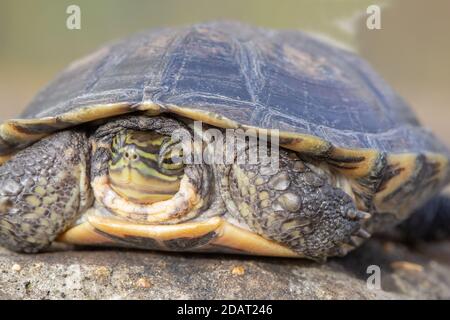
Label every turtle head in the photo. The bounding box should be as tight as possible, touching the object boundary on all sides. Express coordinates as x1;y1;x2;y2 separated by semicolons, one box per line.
108;130;184;204
89;116;210;226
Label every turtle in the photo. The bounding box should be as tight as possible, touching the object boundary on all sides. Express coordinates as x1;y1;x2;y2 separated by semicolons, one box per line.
0;21;449;261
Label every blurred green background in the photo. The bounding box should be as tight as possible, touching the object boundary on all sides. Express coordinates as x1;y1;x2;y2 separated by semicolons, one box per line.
1;0;449;145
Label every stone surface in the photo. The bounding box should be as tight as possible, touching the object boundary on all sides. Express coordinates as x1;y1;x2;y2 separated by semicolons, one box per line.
1;239;450;300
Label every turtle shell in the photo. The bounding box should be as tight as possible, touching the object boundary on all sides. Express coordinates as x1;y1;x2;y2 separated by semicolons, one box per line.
0;21;449;216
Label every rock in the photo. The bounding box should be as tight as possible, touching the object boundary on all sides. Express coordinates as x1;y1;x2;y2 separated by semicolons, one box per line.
1;239;450;300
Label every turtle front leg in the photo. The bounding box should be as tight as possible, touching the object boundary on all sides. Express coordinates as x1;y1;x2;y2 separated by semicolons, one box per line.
0;130;93;252
221;149;371;261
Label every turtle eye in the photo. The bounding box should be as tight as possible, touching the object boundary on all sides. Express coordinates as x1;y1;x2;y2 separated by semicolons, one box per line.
158;137;185;174
111;133;125;155
108;130;184;204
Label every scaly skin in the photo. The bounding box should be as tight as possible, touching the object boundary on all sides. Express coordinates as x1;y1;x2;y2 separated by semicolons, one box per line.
221;150;368;260
0;131;92;252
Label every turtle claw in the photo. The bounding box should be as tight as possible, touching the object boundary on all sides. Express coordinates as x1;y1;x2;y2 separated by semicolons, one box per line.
356;211;371;220
333;228;371;257
336;230;371;257
349;235;365;247
337;243;356;256
346;209;371;221
356;228;371;239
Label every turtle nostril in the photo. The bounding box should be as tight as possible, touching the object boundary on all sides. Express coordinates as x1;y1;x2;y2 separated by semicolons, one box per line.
132;154;138;160
125;152;130;159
